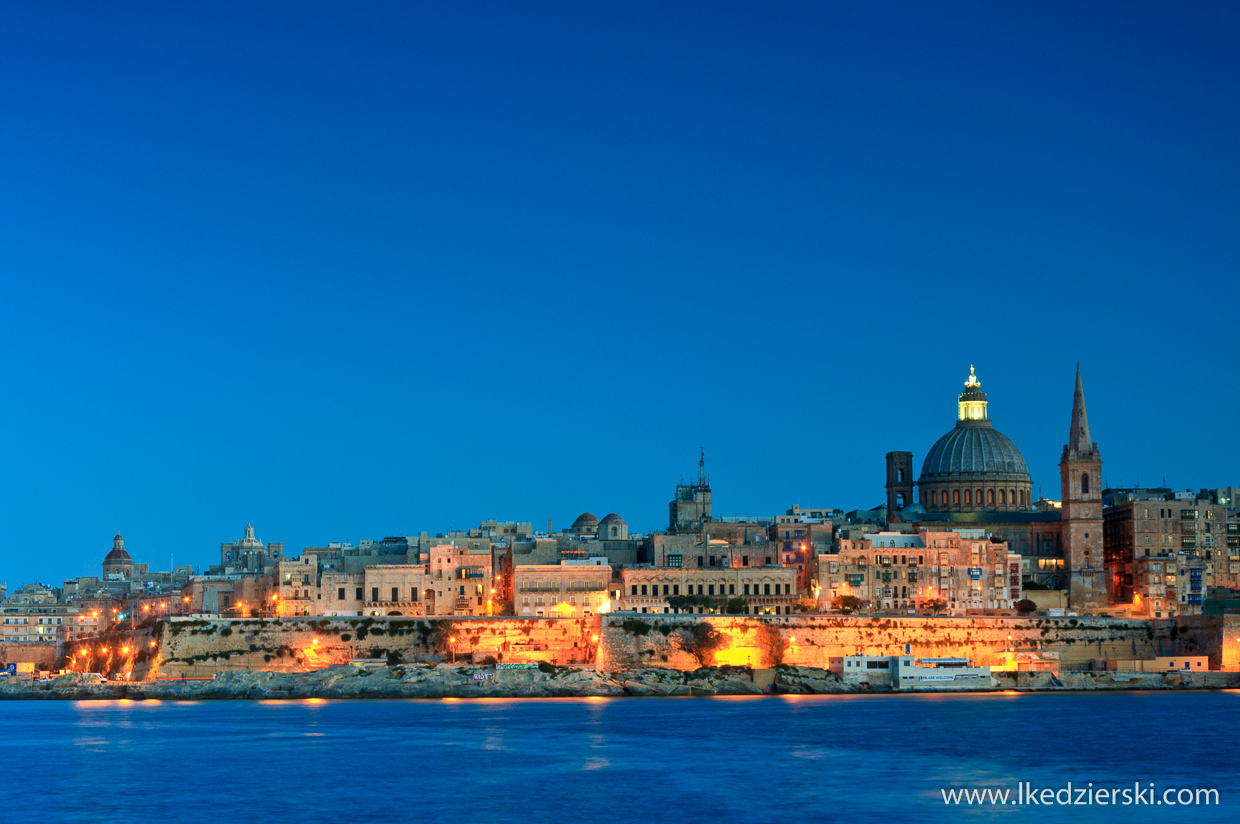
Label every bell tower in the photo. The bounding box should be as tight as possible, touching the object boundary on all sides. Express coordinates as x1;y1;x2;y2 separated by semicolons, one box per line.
885;451;914;515
1060;365;1106;608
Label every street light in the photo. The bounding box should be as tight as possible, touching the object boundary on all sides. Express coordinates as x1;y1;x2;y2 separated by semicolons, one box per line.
449;637;457;664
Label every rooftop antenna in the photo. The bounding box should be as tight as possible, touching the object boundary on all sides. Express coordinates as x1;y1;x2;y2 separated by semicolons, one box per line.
699;447;706;488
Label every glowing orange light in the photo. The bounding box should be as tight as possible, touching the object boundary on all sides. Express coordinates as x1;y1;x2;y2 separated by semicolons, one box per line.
449;637;456;643
122;647;129;654
143;605;150;611
591;635;599;643
160;603;166;608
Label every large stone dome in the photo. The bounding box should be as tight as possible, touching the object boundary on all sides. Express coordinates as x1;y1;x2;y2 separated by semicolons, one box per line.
920;422;1030;481
916;366;1035;512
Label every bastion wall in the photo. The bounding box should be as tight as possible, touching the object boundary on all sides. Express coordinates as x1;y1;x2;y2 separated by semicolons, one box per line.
597;614;1167;671
145;616;599;678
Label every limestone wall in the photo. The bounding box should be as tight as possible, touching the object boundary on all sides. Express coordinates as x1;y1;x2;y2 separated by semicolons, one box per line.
0;642;58;669
92;612;1239;681
149;616;598;678
1173;615;1240;670
597;614;1165;671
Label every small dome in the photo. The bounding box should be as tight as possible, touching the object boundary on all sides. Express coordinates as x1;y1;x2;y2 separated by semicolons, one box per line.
104;547;132;563
571;512;599;528
599;513;626;526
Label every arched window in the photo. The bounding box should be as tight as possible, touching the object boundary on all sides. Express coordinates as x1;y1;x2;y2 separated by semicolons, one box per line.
1010;489;1017;506
930;491;937;507
976;489;983;506
987;489;994;506
964;489;971;505
610;526;618;537
999;489;1006;505
897;468;905;482
1081;473;1090;494
953;490;960;505
1019;490;1025;506
896;493;906;507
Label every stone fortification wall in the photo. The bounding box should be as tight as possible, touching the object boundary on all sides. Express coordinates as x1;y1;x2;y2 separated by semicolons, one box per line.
0;642;58;669
150;616;597;678
597;614;1164;671
1173;614;1240;670
118;613;1234;680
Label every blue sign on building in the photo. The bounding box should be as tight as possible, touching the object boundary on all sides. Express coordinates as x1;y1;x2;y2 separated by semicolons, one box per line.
4;663;14;676
968;567;982;579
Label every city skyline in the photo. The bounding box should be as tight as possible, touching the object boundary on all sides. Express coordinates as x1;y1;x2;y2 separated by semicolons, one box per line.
5;361;1232;586
3;4;1239;584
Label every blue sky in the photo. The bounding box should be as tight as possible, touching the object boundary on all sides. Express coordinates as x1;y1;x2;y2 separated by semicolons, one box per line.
1;3;1237;585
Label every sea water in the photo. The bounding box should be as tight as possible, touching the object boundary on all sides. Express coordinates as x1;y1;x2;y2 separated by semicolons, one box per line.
1;691;1235;823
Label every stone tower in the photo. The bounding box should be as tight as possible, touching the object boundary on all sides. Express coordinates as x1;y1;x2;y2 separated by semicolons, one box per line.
1060;365;1106;609
885;451;914;514
668;449;713;533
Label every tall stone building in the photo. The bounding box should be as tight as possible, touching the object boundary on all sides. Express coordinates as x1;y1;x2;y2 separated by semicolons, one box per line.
669;450;712;533
1060;366;1107;609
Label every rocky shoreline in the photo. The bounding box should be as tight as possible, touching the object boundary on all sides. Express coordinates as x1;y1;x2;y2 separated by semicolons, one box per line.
2;664;1236;700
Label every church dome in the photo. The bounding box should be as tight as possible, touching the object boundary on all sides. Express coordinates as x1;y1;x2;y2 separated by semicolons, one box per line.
571;512;599;528
599;513;626;526
916;366;1034;513
104;534;131;564
920;423;1030;481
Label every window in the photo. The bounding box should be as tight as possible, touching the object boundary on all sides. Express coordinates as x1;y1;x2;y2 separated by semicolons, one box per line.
964;490;971;505
392;587;399;602
631;585;638;596
729;584;735;595
697;556;705;567
697;585;704;595
337;588;346;600
371;587;379;603
987;490;994;505
708;585;715;596
764;584;771;595
663;585;669;596
953;490;960;505
668;554;683;568
785;584;791;594
744;584;750;595
1081;474;1090;494
930;491;938;507
356;587;363;600
641;585;648;596
673;585;679;595
412;588;419;601
742;556;749;566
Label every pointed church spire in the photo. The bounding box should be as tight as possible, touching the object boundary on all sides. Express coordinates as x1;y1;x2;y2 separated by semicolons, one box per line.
1069;363;1092;453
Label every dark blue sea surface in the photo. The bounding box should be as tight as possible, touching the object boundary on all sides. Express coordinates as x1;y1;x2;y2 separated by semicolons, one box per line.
1;691;1236;823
